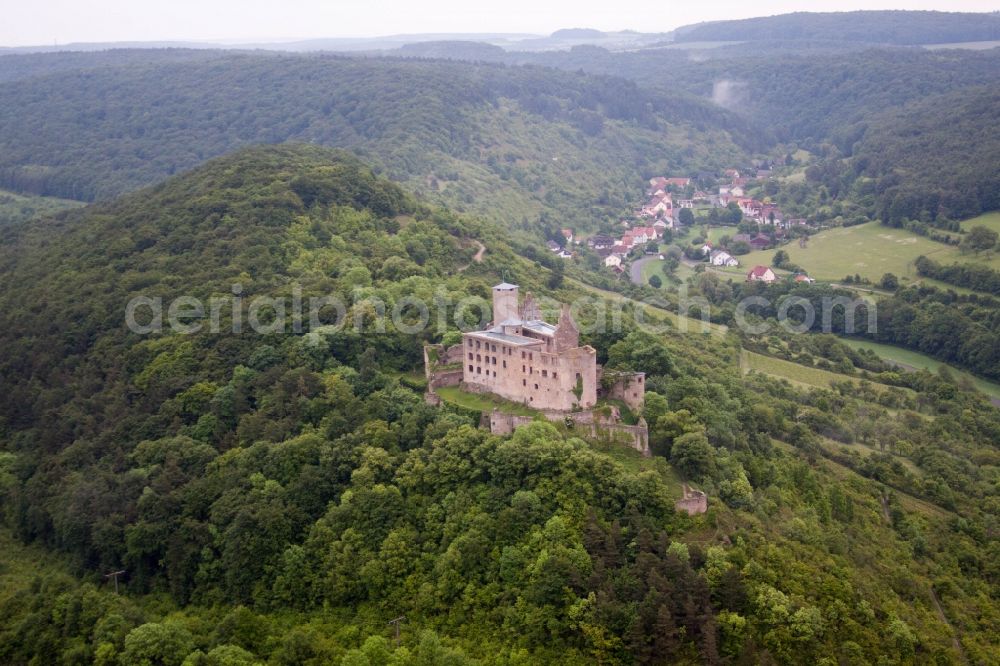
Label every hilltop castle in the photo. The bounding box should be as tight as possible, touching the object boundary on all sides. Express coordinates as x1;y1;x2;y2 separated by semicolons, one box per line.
461;283;599;411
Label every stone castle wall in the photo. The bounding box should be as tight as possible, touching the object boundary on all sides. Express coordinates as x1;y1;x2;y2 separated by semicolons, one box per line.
675;484;708;515
606;371;646;413
488;409;650;456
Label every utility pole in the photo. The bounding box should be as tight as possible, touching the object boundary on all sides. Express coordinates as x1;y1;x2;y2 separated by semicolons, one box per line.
387;615;406;646
104;569;126;594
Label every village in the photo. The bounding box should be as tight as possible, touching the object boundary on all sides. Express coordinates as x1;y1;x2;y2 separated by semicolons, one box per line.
545;168;818;287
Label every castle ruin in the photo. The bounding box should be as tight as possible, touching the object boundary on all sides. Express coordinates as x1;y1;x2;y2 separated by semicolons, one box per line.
461;283;599;412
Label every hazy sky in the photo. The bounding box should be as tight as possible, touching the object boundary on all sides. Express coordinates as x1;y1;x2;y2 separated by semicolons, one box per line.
3;1;998;46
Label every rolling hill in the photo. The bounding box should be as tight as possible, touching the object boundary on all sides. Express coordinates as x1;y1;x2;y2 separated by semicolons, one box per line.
0;143;998;664
673;10;1000;45
0;51;752;231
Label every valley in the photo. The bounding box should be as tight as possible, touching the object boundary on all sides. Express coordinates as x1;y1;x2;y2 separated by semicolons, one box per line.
0;9;998;666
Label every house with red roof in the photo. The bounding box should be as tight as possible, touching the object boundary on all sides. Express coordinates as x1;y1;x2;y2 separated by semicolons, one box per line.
747;265;777;283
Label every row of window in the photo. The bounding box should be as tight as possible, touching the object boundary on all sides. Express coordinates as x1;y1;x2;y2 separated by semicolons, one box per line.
468;338;515;355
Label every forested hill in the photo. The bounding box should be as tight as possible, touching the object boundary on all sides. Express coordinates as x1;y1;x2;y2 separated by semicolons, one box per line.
0;144;527;440
465;46;1000;220
2;144;1000;663
674;11;1000;45
0;51;753;228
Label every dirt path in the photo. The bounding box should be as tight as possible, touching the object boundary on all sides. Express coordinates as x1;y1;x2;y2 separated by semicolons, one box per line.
458;241;486;271
930;586;968;664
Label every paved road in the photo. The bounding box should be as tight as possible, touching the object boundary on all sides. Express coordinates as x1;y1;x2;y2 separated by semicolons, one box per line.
630;255;659;284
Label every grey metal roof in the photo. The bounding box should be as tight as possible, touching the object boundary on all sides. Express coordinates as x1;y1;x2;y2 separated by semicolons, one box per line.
522;320;556;335
467;330;541;346
493;282;518;290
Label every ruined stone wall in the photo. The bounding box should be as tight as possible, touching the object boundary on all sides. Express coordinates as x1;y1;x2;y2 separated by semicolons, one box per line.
441;344;465;364
428;370;463;390
554;346;598;411
675;485;708;515
604;371;646;412
487;409;650;456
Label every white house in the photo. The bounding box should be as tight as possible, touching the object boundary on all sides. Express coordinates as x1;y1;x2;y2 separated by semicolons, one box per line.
710;250;739;267
747;265;777;283
604;254;622;268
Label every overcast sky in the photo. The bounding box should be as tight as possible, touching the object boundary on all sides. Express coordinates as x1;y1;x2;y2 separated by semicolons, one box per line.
3;1;998;47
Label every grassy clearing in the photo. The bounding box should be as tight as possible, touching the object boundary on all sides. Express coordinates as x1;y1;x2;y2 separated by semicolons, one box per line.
742;350;853;389
960;211;1000;235
570;278;728;337
0;529;75;604
640;255;665;285
434;386;540;417
839;338;1000;401
741;350;902;394
587;440;684;499
738;221;1000;284
0;189;83;226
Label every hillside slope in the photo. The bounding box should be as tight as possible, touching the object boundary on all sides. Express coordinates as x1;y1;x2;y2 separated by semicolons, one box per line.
0;145;998;663
0;52;752;229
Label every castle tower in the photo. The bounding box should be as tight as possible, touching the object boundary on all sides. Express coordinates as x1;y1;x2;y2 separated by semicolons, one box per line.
492;282;520;324
554;304;580;351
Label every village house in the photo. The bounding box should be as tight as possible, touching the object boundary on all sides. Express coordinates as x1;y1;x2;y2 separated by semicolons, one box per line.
462;283;600;411
588;234;615;250
794;274;815;283
546;240;560;253
604;254;622;268
737;197;763;219
749;234;772;251
641;194;673;217
747;265;777;283
759;205;784;226
561;228;574;244
710;249;739;267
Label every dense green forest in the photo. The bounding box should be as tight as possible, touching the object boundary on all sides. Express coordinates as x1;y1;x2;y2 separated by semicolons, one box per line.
418;43;1000;222
0;145;998;664
0;52;752;230
1;41;998;232
854;86;1000;222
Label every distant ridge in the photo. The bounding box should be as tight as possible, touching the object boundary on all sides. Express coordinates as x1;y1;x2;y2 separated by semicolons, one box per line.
674;10;1000;45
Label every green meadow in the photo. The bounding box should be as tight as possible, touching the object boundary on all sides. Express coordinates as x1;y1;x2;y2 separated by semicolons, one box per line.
737;221;999;283
839;338;1000;401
